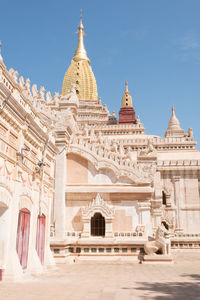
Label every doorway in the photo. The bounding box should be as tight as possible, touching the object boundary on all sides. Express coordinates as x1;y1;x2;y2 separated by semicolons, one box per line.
16;208;31;269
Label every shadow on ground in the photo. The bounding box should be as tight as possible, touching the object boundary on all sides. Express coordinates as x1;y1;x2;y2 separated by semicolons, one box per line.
122;274;200;299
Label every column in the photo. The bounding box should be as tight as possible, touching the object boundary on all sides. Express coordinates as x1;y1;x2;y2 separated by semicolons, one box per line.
105;218;113;238
54;146;66;240
138;201;152;236
172;175;183;232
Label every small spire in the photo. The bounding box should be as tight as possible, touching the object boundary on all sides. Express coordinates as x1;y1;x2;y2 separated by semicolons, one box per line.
168;105;180;128
0;41;3;63
125;80;128;92
73;11;90;62
165;105;184;137
121;81;133;108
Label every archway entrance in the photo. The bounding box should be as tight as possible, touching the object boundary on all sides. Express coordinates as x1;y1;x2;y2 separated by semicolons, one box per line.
91;213;105;237
36;214;46;265
16;208;31;269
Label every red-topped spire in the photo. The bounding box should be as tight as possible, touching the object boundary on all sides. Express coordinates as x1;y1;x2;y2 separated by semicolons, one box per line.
119;81;136;124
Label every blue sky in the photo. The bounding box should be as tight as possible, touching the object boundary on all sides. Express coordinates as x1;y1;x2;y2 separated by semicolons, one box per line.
1;0;200;148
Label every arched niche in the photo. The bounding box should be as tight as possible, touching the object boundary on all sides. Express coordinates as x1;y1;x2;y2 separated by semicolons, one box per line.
82;194;114;238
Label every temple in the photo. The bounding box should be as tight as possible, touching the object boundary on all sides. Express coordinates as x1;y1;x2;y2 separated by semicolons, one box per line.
0;16;200;281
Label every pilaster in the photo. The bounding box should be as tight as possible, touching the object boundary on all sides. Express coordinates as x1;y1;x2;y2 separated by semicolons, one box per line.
172;175;183;232
54;144;67;240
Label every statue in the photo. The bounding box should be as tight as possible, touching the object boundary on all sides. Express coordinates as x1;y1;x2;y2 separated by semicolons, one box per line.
84;124;89;137
112;141;118;153
19;76;25;88
144;223;171;256
9;68;19;83
138;138;157;157
32;84;38;98
90;128;95;140
46;91;52;103
64;83;79;105
39;86;45;100
98;131;103;144
119;145;125;156
54;92;59;105
67;83;76;99
25;78;31;93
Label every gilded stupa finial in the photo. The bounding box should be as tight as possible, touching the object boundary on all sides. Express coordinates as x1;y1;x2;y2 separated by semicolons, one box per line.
80;8;83;22
73;10;90;62
62;14;98;100
125;80;128;92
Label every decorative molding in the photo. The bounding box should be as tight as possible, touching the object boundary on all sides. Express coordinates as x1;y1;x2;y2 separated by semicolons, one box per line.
82;194;114;220
68;142;156;184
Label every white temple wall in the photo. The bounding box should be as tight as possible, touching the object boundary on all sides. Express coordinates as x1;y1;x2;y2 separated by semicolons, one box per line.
161;173;200;234
180;209;200;234
3;187;23;281
140;209;152;235
65;196;152;236
66;153;88;185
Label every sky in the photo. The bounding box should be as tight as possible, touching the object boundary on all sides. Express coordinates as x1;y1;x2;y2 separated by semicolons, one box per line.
0;0;200;149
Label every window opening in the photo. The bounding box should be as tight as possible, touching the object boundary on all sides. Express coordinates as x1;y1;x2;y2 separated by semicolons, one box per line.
91;213;105;236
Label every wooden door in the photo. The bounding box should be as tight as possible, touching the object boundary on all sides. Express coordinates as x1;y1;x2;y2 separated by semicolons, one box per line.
16;208;31;269
36;214;46;265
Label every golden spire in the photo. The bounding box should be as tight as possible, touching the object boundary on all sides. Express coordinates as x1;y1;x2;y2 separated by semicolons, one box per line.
62;12;98;100
121;81;133;107
73;10;90;62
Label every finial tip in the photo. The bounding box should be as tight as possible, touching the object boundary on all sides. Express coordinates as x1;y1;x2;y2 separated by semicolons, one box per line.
80;9;83;21
125;80;128;91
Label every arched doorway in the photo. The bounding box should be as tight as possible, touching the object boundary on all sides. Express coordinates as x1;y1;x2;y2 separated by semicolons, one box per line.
36;214;46;265
16;208;31;269
91;213;105;237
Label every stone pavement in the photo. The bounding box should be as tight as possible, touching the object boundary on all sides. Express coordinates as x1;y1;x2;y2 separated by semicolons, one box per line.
1;252;200;300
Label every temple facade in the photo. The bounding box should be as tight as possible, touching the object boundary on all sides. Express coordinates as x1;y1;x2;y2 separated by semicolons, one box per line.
51;18;200;262
0;17;200;280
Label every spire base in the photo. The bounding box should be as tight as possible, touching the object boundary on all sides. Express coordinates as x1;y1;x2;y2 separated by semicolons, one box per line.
119;107;136;124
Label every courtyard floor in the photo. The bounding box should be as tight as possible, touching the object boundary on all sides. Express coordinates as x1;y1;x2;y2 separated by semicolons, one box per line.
1;252;200;300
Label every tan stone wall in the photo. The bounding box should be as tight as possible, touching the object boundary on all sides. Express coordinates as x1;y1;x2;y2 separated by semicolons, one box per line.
65;200;90;232
66;153;88;185
112;210;132;232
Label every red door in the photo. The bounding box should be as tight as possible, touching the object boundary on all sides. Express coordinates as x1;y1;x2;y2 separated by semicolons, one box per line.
36;214;46;265
16;208;31;269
